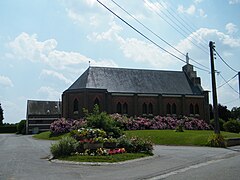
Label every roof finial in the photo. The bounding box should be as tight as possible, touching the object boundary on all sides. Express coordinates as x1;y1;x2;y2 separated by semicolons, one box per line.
186;53;189;64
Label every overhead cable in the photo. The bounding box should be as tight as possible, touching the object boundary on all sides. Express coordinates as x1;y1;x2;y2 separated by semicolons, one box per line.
111;0;210;72
145;0;209;54
97;0;210;73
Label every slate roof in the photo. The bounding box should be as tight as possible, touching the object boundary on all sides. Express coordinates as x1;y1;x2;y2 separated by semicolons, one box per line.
27;100;61;115
67;67;203;95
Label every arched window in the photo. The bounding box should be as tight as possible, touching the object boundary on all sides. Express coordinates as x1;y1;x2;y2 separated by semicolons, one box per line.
195;104;199;114
172;103;177;114
142;103;147;114
190;104;194;114
73;99;78;112
148;103;153;114
117;102;122;114
94;98;100;106
123;103;128;114
167;103;171;114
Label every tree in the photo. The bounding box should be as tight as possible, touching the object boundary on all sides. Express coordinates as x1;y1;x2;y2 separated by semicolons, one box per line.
231;107;240;120
0;103;3;125
218;104;231;121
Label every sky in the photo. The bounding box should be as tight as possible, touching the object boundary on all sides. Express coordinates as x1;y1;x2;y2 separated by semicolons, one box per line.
0;0;239;123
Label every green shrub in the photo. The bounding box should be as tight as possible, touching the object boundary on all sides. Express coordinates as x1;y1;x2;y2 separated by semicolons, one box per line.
210;118;225;131
175;125;184;132
17;120;26;135
117;136;153;154
0;126;17;133
50;136;79;158
206;133;226;148
84;105;123;138
223;119;240;133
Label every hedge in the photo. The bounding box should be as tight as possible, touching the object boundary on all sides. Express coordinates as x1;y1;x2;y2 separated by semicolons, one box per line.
0;126;17;133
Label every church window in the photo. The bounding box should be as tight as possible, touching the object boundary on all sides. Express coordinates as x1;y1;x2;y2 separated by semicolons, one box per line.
190;104;194;114
94;98;100;106
172;103;177;114
195;104;199;115
148;103;153;114
166;103;171;114
142;103;147;114
73;99;79;113
123;103;128;114
117;102;122;114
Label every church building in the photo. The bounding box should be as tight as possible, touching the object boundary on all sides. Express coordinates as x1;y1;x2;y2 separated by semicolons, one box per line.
62;63;210;122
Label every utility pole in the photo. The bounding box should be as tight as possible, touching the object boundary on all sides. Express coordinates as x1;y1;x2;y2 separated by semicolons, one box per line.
209;41;220;134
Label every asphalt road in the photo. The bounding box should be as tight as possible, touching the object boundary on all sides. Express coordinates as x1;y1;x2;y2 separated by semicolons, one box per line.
0;134;240;180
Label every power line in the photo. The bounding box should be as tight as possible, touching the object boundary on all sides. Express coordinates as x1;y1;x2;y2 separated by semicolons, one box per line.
214;49;238;73
145;0;209;54
222;98;239;105
155;0;208;50
97;0;210;73
219;73;239;95
111;0;210;72
217;73;238;89
167;0;209;45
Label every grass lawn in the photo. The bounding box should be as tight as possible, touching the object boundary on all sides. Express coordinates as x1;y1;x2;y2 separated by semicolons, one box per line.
33;131;68;140
34;130;240;146
59;153;150;163
125;130;240;146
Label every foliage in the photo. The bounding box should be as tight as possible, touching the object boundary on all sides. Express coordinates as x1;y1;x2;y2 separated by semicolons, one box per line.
70;128;107;142
117;135;153;154
231;107;240;120
84;105;123;138
0;103;3;125
16;120;26;135
218;104;232;121
0;126;17;133
111;114;211;131
50;136;79;158
175;125;184;132
210;118;225;131
50;118;86;136
223;119;240;133
206;133;226;148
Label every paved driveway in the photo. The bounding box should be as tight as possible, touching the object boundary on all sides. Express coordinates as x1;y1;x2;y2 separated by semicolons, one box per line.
0;134;240;180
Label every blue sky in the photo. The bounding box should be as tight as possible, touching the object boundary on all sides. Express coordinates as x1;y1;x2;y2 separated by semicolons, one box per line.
0;0;239;123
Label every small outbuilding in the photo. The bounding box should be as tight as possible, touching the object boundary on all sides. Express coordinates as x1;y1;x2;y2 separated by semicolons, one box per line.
26;100;61;134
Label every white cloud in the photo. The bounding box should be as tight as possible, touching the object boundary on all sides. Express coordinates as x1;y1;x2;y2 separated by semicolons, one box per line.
178;5;196;15
37;86;61;100
225;23;238;35
194;0;203;4
40;69;72;84
66;8;84;24
87;21;122;41
7;32;118;69
229;0;240;4
144;0;166;13
198;9;207;18
0;75;13;88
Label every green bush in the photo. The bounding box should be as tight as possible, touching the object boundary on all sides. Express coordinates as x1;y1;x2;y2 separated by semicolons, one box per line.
223;119;240;133
210;118;225;131
117;136;153;154
50;136;79;158
0;126;17;133
84;105;123;138
17;120;26;135
206;133;226;148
